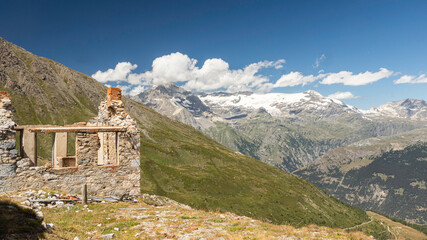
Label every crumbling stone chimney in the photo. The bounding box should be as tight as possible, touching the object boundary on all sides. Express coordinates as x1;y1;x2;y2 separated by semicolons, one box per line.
91;87;140;168
107;87;122;105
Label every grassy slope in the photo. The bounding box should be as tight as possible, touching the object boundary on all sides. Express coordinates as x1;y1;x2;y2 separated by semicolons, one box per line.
1;195;373;239
1;37;368;228
137;103;369;227
367;211;426;240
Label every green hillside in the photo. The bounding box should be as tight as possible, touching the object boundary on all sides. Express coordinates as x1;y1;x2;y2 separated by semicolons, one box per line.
0;37;369;228
138;106;368;227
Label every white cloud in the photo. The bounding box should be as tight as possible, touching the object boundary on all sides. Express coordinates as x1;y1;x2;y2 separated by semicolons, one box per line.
91;53;286;93
328;91;359;100
129;86;145;96
394;74;427;84
184;59;285;92
274;72;325;87
274;59;286;69
320;68;393;86
126;73;145;85
313;54;326;68
144;52;198;84
92;53;401;95
92;62;137;83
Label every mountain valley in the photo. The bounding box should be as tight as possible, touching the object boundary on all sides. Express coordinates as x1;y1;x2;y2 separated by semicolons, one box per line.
295;134;427;226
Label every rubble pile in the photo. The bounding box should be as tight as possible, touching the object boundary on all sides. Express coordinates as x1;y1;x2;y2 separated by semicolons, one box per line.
19;190;78;210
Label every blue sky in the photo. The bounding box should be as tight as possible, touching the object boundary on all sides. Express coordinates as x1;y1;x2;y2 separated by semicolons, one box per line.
1;0;426;109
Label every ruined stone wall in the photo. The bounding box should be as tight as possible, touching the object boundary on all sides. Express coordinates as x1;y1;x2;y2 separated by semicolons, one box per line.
2;156;140;197
90;87;140;169
76;132;100;167
0;92;18;164
0;88;141;198
0;92;19;178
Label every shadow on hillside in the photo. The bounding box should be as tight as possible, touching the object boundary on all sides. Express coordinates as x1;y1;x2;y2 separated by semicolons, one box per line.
0;199;45;239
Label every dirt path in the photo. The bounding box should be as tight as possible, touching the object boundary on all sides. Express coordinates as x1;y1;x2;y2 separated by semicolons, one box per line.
344;219;374;230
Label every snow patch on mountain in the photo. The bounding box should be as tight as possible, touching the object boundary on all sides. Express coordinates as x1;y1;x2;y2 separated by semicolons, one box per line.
136;83;426;128
200;90;359;117
365;99;427;120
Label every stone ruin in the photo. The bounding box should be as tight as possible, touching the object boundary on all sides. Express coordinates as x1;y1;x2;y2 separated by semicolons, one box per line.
0;92;20;173
0;88;141;198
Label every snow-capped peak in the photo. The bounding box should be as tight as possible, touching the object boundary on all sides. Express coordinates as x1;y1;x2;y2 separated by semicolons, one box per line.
200;90;359;117
365;99;427;120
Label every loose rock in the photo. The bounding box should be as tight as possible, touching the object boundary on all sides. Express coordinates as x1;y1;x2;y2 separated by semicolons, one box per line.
101;233;115;239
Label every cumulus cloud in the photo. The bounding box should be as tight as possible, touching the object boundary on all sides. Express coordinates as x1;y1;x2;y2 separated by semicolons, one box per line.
92;52;286;93
273;59;286;69
320;68;393;86
129;86;145;96
144;52;198;84
274;72;325;88
313;54;326;68
394;74;427;84
92;62;137;83
184;59;285;92
92;52;399;95
328;91;359;100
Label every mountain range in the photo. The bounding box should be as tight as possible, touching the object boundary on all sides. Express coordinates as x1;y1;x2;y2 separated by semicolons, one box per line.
135;83;427;172
365;98;427;120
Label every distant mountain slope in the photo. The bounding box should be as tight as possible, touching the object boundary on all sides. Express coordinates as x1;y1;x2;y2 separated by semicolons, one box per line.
199;89;360;118
136;83;426;172
134;83;215;130
0;37;370;228
295;137;427;225
365;99;427;120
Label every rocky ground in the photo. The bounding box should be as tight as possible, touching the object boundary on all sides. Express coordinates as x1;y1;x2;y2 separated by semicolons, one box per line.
0;191;372;240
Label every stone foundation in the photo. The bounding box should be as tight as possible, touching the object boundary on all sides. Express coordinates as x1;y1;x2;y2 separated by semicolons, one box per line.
2;158;140;197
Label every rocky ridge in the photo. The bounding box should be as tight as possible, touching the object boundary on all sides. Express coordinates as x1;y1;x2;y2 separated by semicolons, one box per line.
365;98;427;120
134;83;216;130
294;140;427;226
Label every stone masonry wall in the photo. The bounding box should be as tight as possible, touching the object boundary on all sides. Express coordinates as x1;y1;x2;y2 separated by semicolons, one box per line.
0;92;19;178
90;87;140;167
0;88;141;198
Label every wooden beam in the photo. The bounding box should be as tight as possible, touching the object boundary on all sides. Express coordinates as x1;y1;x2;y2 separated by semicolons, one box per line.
27;126;126;133
14;125;58;130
